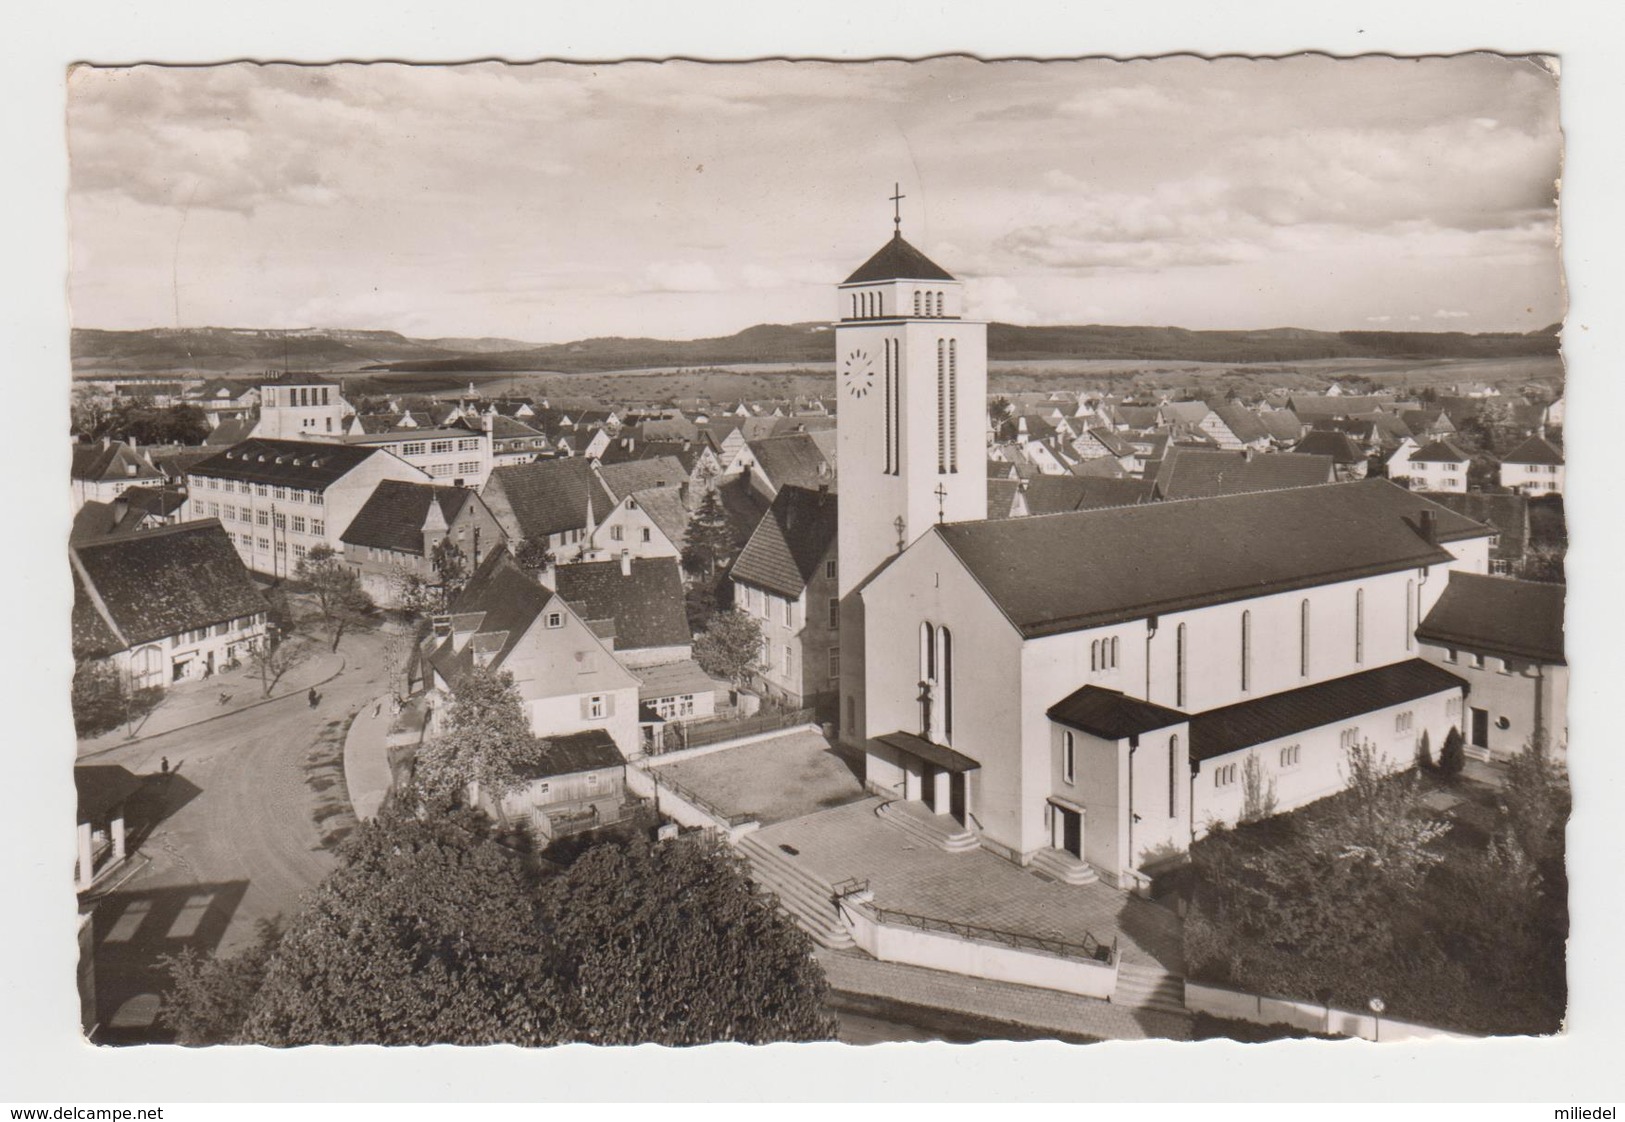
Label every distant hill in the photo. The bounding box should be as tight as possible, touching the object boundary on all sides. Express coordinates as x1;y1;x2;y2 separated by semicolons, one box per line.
73;321;1560;377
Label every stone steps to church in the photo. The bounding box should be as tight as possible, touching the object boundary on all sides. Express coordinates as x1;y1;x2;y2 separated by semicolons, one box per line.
735;835;856;950
1028;846;1101;886
1113;963;1189;1016
875;800;980;853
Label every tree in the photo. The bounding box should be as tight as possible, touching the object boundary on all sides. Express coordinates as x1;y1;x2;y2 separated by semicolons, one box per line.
431;539;470;602
296;544;374;651
693;609;765;689
1415;728;1434;772
70;386;111;440
1519;545;1565;584
511;537;553;576
538;834;837;1045
390;566;442;618
1238;752;1277;824
412;665;547;809
1438;726;1466;782
160;918;283;1045
157;403;210;446
987;396;1013;427
681;487;734;579
235;806;568;1046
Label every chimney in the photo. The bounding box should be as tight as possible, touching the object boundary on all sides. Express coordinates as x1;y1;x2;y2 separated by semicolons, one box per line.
538;561;557;590
1242;448;1254;463
482;411;493;434
1418;508;1437;545
619;548;631;577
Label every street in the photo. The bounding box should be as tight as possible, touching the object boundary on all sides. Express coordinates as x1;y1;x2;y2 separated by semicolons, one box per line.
82;620;393;1040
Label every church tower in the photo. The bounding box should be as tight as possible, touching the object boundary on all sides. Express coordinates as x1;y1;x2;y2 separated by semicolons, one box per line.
836;196;988;750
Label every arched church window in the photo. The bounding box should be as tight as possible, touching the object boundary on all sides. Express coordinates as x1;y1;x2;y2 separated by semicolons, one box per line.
1111;636;1120;668
1406;579;1415;651
1176;623;1187;708
1091;640;1099;672
1354;588;1365;664
940;625;953;744
1169;735;1179;817
1241;610;1252;691
883;338;894;474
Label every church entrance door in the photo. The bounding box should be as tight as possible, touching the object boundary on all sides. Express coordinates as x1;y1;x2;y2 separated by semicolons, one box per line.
1063;809;1082;858
949;771;966;825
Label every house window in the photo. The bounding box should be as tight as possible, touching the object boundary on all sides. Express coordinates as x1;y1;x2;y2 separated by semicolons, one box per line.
829;598;839;629
1395;710;1414;734
292;516;307;534
782;644;793;676
825;559;837;580
288;489;303;503
273;513;287;530
429;464;454;477
275;541;286;555
783;598;794;627
1339;727;1360;751
546;612;564;629
256;510;269;526
191;501;204;517
641;528;652;543
1280;744;1301;768
457;461;481;475
257;536;270;552
224;504;236;521
272;487;286;500
430;440;454;455
610;525;624;542
1062;730;1076;785
457;438;480;451
208;502;220;517
293;544;307;563
402;443;426;456
588;695;605;719
312;519;324;536
255;484;268;497
1445;647;1459;664
828;647;840;680
310;493;322;507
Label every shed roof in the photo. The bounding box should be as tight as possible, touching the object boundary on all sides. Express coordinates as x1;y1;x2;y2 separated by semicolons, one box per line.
1046;687;1186;740
1416;571;1565;665
519;729;624;779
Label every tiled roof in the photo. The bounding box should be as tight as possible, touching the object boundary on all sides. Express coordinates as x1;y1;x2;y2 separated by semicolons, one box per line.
1417;571;1565;665
1160;401;1212;426
1190;659;1467;762
71;566;123;659
519;729;624;779
1020;475;1155;515
116;485;189;517
987;478;1024;520
748;433;835;493
842;232;955;285
635;658;728;701
1410;439;1471;464
930;479;1489;640
1291;430;1367;465
442;547;557;671
1209;404;1270;444
596;456;689;500
1502;434;1564;466
190;438;386;488
1047;686;1186;740
70;520;269;651
204;418;257;446
1257;410;1306;443
487;414;547;440
146;446;217;481
339;480;477;554
484;458;615;540
1153;449;1334;501
71;442;162;484
1423;492;1529;559
631;487;689;552
553;556;691;651
730;484;838;599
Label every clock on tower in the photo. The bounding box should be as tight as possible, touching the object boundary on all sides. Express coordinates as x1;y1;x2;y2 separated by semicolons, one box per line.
841;348;875;398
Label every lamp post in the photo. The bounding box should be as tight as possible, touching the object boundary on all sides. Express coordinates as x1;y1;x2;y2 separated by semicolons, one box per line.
1369;996;1386;1042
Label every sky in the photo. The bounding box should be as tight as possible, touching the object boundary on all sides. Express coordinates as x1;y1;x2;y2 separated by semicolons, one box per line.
66;55;1564;343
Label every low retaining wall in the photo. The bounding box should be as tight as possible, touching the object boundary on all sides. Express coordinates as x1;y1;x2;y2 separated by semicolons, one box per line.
1184;981;1477;1042
625;765;759;842
643;723;824;767
838;895;1118;1001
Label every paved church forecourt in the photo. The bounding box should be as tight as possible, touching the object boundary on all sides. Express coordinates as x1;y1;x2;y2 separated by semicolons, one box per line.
754;797;1185;974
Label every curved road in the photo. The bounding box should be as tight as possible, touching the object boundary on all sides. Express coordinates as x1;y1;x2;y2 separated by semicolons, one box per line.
86;626;390;1038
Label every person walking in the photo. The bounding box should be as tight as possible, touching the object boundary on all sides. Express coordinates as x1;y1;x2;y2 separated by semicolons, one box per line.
308;687;319;709
160;757;169;777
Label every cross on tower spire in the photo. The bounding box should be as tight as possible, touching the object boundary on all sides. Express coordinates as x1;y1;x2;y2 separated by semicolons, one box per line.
890;182;905;236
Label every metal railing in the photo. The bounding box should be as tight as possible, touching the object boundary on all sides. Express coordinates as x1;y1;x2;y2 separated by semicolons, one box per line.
650;771;756;828
859;902;1113;965
831;876;870;898
661;707;817;752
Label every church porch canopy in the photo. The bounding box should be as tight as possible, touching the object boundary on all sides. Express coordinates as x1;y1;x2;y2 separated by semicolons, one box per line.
875;731;979;774
1046;685;1186;741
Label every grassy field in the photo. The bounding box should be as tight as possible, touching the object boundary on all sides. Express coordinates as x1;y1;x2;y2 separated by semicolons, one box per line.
332;352;1564;406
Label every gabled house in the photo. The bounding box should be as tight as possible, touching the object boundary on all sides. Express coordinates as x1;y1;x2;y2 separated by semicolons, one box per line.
71;440;165;513
344;425;494;489
1499;434;1564;496
1292;430;1369;481
71;520;271;689
1406;439;1472;494
1200;404;1272;451
70;487;189;544
491;730;632;842
417;548;642;757
551;554;693;670
1417;571;1565;762
339;480;506;606
1151;448;1335;501
187;379;259;428
1257;409;1307;448
486;413;553;467
187;438;433;580
481;458;615;557
729;485;841;711
746;432;837;500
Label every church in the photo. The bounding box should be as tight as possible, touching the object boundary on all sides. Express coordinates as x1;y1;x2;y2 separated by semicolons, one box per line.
833;215;1493;889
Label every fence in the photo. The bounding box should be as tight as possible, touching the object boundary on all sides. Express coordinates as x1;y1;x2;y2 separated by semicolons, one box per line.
658;707;817;753
863;904;1113;965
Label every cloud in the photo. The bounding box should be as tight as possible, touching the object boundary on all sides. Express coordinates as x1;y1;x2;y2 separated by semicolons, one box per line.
638;261;725;293
963;277;1038;324
1365;315;1393;323
1056;85;1176;119
1433;309;1472;319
